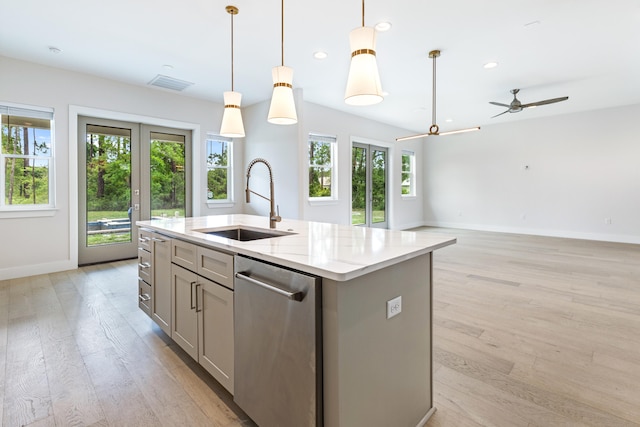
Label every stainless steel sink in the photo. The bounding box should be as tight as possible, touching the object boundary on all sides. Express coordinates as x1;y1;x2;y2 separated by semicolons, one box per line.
194;227;295;242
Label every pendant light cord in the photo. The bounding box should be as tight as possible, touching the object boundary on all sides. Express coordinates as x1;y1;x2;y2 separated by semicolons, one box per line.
230;11;235;91
281;0;284;66
432;53;437;126
361;0;365;27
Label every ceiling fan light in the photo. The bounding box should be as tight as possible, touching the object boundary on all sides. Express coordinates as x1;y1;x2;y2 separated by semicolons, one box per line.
268;65;297;125
345;26;383;106
220;91;245;138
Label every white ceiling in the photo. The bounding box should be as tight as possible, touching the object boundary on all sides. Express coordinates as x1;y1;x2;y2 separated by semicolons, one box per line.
2;0;640;133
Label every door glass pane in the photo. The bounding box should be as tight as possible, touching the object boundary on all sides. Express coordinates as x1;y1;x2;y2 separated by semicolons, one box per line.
150;132;186;219
372;149;386;224
351;146;367;225
85;125;132;247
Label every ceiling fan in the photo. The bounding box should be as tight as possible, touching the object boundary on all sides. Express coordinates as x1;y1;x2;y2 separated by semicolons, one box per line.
396;50;480;142
490;89;568;118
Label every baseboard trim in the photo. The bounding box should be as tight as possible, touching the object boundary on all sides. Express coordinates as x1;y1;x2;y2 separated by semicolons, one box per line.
0;260;76;281
417;406;437;427
420;221;640;245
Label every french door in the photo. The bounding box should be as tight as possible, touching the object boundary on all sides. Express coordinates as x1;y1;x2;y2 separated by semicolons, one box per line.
351;142;388;228
78;117;191;265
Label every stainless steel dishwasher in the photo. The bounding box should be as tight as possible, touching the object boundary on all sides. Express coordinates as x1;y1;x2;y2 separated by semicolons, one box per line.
234;255;322;427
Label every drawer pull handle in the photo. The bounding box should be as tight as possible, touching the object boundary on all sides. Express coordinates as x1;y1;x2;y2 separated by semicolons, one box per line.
151;237;166;243
138;262;151;269
139;294;151;302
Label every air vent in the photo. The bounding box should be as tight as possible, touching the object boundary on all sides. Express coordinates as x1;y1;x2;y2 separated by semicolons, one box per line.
148;74;194;91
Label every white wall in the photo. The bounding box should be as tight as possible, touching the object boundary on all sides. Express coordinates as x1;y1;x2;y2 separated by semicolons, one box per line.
241;97;426;230
301;102;425;228
423;104;640;244
242;93;303;222
0;56;241;280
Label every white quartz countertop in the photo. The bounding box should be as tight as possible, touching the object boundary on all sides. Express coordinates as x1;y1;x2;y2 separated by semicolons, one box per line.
137;214;456;281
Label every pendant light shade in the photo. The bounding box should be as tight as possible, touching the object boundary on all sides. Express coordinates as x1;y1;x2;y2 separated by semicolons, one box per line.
220;5;245;138
268;0;297;125
268;65;297;124
221;91;245;138
344;1;383;106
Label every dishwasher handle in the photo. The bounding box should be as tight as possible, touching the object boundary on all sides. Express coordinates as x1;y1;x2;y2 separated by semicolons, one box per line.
235;272;304;301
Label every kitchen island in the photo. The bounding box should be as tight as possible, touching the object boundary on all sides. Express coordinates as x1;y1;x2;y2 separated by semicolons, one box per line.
137;214;456;427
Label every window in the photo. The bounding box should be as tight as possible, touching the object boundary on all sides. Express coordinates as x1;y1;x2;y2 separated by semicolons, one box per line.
206;135;232;202
1;103;54;210
401;150;415;197
308;134;337;200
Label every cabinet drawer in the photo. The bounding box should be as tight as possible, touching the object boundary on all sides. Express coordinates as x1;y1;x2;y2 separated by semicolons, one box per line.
138;249;152;284
172;239;197;271
138;229;153;252
138;278;151;317
197;246;234;289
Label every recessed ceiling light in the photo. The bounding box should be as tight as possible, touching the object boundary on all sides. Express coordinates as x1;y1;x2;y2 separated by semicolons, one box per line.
445;118;453;123
483;61;499;69
163;64;174;70
375;21;392;32
524;20;541;27
313;51;328;60
48;46;62;54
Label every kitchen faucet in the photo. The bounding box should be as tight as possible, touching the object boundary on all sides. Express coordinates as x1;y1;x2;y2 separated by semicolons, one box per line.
245;158;282;229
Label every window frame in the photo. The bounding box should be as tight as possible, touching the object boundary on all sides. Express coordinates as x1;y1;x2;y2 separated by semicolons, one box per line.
401;150;416;198
0;102;56;216
205;134;233;206
307;133;338;202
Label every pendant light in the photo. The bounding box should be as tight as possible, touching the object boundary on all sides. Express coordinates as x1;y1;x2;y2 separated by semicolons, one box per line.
220;5;245;138
396;50;480;142
344;0;383;106
267;0;297;125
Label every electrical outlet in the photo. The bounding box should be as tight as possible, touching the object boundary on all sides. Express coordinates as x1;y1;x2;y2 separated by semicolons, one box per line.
387;296;402;319
605;217;612;225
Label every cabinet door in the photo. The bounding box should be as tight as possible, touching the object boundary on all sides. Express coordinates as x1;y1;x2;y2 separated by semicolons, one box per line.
198;276;235;394
171;264;198;360
151;234;172;335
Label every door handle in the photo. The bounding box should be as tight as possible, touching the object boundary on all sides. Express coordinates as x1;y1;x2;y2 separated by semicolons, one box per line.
235;272;304;301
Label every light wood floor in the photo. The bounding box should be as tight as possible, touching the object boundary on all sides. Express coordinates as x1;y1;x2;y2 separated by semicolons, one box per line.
1;228;639;426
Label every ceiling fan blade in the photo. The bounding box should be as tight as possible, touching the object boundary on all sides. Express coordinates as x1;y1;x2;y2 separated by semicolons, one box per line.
521;96;569;108
491;110;511;118
489;101;510;107
396;132;431;142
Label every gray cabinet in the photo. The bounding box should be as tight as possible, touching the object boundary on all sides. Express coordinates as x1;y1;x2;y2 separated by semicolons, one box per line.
150;234;172;335
138;229;172;335
170;241;234;394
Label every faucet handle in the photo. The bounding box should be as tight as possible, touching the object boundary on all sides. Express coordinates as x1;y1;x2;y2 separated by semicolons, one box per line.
273;205;282;222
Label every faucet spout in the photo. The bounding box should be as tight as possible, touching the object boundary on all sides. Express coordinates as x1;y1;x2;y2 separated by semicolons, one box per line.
245;158;282;229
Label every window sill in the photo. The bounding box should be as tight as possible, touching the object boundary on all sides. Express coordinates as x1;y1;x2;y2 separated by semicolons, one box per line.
0;207;58;219
308;198;339;206
401;195;417;200
206;201;235;209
